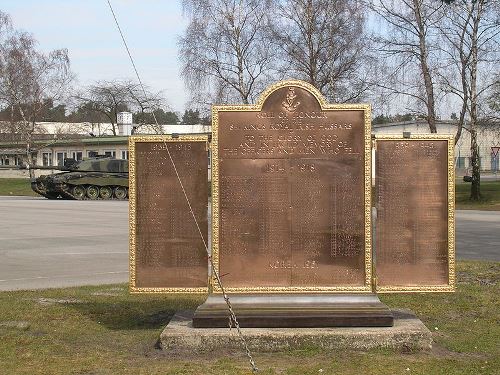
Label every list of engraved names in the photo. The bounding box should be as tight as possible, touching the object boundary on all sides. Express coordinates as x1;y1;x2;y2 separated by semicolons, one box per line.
134;140;208;289
216;86;368;289
376;139;449;287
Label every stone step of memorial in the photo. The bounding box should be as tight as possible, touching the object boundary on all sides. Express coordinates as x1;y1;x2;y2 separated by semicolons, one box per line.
162;309;431;354
192;293;394;328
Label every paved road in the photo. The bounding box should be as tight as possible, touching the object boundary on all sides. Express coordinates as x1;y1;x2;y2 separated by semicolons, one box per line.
455;210;500;261
0;197;128;291
0;197;498;291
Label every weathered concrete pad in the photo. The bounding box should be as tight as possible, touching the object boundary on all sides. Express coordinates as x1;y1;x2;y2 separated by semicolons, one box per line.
160;309;432;353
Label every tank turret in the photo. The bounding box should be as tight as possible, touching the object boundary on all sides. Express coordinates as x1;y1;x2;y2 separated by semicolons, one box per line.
30;156;129;200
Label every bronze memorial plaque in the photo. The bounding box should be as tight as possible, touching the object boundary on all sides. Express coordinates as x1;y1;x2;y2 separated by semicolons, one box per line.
375;135;455;292
212;80;372;293
129;135;209;293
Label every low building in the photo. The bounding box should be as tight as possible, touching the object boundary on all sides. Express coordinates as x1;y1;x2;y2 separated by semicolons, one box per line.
0;120;498;177
0;123;211;177
372;120;500;173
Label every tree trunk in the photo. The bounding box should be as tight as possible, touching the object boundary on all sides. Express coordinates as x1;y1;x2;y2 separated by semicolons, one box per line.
470;129;481;200
237;51;248;104
469;0;482;201
27;120;35;180
413;0;437;133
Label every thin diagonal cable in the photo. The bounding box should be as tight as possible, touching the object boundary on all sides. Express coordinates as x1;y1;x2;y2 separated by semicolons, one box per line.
106;0;160;128
106;1;258;372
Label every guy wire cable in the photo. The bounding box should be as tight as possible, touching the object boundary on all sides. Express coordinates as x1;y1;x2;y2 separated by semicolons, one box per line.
106;1;259;372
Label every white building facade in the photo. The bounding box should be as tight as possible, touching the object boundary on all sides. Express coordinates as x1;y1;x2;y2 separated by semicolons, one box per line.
1;121;498;174
373;120;500;173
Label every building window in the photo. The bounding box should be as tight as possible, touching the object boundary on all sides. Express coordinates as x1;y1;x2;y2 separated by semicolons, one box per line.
14;156;21;166
56;152;67;166
71;151;83;161
492;154;499;172
120;150;129;160
457;156;466;169
3;157;9;166
104;150;116;158
87;150;98;158
42;152;53;166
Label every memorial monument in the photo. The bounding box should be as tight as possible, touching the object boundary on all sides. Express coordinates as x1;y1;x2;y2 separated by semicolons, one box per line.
374;135;455;292
128;80;455;331
129;135;209;293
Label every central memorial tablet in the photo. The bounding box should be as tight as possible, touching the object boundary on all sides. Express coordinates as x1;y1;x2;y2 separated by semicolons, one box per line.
193;80;393;327
212;80;372;293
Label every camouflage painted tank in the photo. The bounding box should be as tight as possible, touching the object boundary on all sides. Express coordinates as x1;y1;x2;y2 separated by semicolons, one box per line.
30;157;129;200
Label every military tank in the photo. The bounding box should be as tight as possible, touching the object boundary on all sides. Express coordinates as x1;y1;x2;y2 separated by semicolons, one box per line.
30;156;129;200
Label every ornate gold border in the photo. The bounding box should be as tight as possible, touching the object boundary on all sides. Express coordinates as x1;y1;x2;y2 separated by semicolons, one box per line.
129;134;209;294
373;134;455;293
211;79;372;293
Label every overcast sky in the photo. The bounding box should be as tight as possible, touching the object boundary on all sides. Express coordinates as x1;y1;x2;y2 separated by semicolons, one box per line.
1;0;188;113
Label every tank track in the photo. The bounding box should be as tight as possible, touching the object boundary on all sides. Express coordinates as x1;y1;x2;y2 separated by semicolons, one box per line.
31;181;60;199
31;181;128;200
62;184;129;200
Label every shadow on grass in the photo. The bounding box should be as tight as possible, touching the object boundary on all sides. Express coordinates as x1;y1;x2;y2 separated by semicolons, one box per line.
67;297;202;331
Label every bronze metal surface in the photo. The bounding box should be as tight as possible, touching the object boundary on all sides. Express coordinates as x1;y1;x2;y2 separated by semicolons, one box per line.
212;80;372;293
375;135;455;292
129;136;209;293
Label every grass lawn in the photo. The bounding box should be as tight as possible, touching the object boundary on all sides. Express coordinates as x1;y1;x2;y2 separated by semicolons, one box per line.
0;261;498;374
456;180;500;210
3;177;500;211
0;178;37;197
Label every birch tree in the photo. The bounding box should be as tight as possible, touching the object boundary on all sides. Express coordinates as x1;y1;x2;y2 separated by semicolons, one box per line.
179;0;275;105
370;0;443;132
271;0;370;102
0;20;72;174
439;0;500;200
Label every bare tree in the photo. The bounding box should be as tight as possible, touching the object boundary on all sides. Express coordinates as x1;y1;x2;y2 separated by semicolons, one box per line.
0;11;10;37
0;11;12;134
370;0;444;133
125;83;164;133
75;80;130;136
438;0;500;200
0;19;73;175
76;80;164;135
179;0;275;105
271;0;370;102
485;75;500;124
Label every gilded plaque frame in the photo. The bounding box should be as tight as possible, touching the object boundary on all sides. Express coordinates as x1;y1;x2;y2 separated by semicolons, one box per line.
211;80;373;294
129;134;209;294
373;134;455;293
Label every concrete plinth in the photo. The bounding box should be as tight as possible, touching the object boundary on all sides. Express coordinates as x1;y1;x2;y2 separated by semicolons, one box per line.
160;309;432;353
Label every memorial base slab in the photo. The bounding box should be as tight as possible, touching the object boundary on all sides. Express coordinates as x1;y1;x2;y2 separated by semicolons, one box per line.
160;309;432;353
192;293;393;328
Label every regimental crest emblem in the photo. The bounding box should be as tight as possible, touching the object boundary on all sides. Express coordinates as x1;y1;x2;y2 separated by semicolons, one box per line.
282;87;300;112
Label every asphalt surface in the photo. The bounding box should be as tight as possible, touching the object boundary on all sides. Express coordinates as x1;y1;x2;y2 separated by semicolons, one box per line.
0;197;498;291
0;197;128;291
455;210;500;261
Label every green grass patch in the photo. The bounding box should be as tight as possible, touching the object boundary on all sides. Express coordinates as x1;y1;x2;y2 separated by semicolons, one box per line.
2;177;500;211
0;261;498;374
456;180;500;210
0;178;37;197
